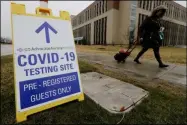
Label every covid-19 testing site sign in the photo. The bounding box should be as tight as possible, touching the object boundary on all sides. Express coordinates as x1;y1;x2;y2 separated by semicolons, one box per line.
11;3;84;122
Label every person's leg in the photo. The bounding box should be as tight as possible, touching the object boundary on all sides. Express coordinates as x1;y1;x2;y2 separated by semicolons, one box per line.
134;47;149;64
153;47;169;68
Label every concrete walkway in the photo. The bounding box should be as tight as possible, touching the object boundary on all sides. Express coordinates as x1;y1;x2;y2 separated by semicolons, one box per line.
81;72;148;114
78;52;186;87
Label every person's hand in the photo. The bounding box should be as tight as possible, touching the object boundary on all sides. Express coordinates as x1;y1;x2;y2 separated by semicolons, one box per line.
136;37;143;44
140;38;143;42
160;27;165;32
136;37;140;44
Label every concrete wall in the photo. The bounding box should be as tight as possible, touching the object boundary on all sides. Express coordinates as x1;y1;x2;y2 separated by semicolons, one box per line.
112;9;119;44
90;22;94;45
117;1;131;45
106;10;113;44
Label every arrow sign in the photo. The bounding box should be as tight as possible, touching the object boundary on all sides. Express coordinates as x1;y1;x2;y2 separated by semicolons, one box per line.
35;21;58;43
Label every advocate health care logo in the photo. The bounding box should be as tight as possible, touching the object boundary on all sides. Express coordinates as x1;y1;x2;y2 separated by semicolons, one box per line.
17;48;23;52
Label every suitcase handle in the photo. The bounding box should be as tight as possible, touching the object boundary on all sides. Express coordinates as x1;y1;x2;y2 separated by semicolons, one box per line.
126;40;137;53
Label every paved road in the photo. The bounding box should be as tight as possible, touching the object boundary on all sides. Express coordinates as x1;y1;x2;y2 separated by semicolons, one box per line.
1;44;12;56
78;52;186;86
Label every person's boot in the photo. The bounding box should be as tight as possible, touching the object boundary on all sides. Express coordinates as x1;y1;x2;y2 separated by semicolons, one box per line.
134;59;141;64
134;50;146;64
153;48;169;68
157;59;169;68
159;63;169;68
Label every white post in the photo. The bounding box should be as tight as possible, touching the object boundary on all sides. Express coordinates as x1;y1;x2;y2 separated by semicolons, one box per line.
40;0;48;8
40;0;48;15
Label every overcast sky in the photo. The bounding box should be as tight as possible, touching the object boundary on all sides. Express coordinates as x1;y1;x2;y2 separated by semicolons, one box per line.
1;1;186;38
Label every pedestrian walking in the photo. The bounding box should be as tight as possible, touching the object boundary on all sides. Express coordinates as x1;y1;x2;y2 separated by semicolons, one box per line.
134;5;169;68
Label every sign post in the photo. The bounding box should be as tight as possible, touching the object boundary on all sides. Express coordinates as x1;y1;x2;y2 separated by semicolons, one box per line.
40;0;48;16
11;3;84;123
40;0;48;8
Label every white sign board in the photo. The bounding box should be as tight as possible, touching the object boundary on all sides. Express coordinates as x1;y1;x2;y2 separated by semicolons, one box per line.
12;14;83;112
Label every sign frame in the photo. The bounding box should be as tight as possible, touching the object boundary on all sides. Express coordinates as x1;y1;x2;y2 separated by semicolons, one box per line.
10;3;84;123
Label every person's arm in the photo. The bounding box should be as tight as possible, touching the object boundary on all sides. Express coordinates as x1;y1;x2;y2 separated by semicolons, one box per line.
138;17;149;38
137;17;149;43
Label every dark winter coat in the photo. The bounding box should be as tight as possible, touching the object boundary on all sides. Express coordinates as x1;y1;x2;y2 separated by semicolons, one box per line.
138;5;167;48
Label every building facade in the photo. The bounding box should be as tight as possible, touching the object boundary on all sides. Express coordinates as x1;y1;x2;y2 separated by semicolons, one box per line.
72;1;186;46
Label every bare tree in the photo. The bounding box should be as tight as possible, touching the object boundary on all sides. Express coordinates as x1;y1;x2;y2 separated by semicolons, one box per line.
1;37;12;44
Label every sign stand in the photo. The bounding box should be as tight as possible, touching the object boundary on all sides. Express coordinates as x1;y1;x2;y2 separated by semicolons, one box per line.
11;3;84;123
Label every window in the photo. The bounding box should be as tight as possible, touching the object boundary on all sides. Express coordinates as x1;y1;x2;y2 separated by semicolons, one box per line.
100;1;102;14
131;7;136;17
98;19;101;44
97;3;99;16
132;1;137;6
99;1;101;15
88;10;89;20
105;1;107;12
95;5;96;17
90;9;91;19
87;10;89;20
94;17;107;45
168;5;170;17
104;17;107;45
156;0;159;6
101;18;104;44
86;11;87;21
130;1;137;32
96;4;98;16
139;1;142;8
158;0;161;6
142;1;145;9
85;11;87;21
102;0;104;13
153;1;156;8
94;21;96;44
138;14;141;27
146;1;149;10
96;20;99;44
148;1;151;11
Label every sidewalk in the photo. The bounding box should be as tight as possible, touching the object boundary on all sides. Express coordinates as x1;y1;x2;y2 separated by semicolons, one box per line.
1;44;12;56
78;52;186;87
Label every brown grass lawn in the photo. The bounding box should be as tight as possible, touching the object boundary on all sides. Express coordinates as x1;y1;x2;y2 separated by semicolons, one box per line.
76;45;186;65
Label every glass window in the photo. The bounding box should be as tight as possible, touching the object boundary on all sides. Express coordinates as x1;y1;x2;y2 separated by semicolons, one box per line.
95;5;96;17
129;1;137;32
146;1;149;10
139;1;142;8
132;1;137;5
105;1;107;12
90;9;91;19
88;10;90;20
142;1;145;9
100;1;101;14
97;3;99;16
102;0;104;13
